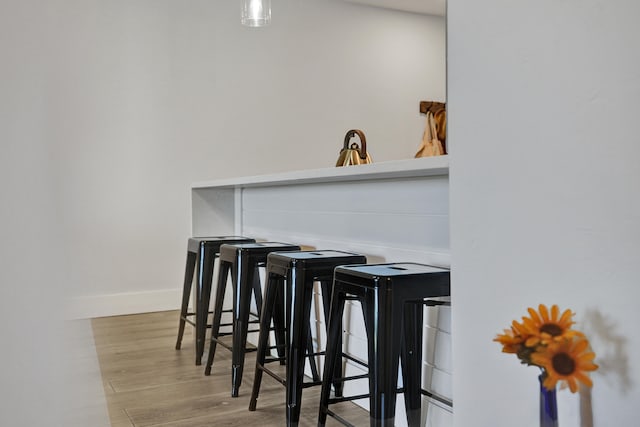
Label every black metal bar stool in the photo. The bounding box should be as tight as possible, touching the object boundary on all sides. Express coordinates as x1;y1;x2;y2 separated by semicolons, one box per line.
318;263;451;427
175;236;255;365
249;250;367;427
203;242;301;397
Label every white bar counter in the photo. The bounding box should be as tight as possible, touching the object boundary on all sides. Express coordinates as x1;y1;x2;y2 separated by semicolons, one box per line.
192;156;449;189
191;156;450;267
190;156;452;426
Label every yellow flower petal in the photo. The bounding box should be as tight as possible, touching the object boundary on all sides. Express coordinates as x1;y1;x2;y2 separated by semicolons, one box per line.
528;307;542;324
526;336;541;347
559;308;573;325
539;304;550;322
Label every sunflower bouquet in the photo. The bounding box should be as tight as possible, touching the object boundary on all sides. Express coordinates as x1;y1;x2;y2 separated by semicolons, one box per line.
494;304;598;392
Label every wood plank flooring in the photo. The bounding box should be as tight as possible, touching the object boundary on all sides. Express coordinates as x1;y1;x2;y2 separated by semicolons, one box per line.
92;310;369;426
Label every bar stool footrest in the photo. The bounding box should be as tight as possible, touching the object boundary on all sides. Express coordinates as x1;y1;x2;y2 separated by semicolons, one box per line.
219;308;260;318
420;389;453;408
211;337;258;353
256;364;287;386
423;299;451;307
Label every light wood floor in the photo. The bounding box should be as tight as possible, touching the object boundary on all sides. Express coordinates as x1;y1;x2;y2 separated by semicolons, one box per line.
92;310;369;426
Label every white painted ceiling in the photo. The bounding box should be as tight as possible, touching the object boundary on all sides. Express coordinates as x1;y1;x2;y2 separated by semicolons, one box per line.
341;0;446;17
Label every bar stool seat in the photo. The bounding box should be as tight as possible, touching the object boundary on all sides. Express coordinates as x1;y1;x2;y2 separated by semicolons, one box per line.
204;242;301;397
249;250;367;427
318;263;451;427
175;236;255;365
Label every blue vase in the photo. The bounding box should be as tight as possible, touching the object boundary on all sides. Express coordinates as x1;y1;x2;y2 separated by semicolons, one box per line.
539;374;559;427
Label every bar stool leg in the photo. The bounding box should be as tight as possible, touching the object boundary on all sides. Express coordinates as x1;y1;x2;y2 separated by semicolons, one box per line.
273;282;287;364
249;273;280;411
306;328;320;382
285;272;314;427
317;288;347;427
176;251;196;350
231;260;257;397
204;260;230;375
251;264;263;315
401;301;424;427
363;290;403;427
320;281;343;397
303;279;321;383
195;248;216;365
304;281;337;384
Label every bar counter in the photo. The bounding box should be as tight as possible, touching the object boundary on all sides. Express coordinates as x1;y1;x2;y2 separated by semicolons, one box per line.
191;156;452;426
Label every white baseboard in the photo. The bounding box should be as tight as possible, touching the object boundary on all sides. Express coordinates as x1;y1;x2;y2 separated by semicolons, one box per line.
66;289;181;319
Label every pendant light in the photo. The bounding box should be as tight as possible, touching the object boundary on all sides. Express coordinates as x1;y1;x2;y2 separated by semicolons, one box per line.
241;0;271;27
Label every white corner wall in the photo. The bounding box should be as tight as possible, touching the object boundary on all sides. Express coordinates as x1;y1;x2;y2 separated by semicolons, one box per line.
51;0;446;316
448;0;640;426
1;2;68;424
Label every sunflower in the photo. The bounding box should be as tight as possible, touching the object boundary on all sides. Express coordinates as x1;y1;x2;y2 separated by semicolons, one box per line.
494;320;529;353
531;337;598;393
520;304;581;347
494;328;522;354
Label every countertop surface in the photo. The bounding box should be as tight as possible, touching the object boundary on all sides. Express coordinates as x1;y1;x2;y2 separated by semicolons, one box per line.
191;156;449;189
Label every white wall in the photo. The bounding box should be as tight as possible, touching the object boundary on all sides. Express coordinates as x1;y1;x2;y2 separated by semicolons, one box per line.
448;0;640;426
1;2;67;424
51;0;446;316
